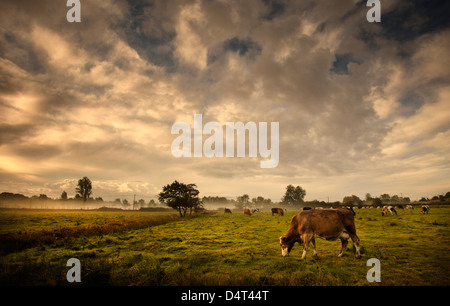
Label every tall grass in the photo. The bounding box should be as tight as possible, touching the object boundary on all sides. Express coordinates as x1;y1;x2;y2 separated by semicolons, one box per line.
0;212;182;255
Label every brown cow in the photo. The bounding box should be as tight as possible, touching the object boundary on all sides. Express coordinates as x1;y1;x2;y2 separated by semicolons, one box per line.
271;208;284;216
279;208;361;259
224;208;232;214
244;208;252;216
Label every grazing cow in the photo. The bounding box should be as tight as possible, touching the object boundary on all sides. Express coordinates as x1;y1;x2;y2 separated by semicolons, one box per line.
387;205;397;215
406;205;414;210
279;208;361;259
271;208;284;216
381;206;389;216
224;208;232;214
244;208;252;216
252;208;260;213
421;205;430;214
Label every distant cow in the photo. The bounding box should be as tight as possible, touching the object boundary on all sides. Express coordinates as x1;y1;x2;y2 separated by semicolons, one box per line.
280;208;361;259
388;206;397;215
421;205;430;214
382;205;397;216
244;208;252;216
271;208;284;216
224;208;232;214
252;208;260;213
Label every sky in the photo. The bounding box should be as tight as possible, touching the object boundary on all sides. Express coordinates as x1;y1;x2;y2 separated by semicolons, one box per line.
0;0;449;203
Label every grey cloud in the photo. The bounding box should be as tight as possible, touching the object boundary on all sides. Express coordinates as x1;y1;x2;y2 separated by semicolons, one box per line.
330;53;362;75
0;123;35;145
12;144;61;160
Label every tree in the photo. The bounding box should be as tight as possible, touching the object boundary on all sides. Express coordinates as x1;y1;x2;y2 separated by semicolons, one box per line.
76;176;92;202
343;195;363;208
372;198;382;206
158;180;201;217
391;195;400;203
61;190;68;201
282;185;306;206
235;194;250;210
380;194;390;204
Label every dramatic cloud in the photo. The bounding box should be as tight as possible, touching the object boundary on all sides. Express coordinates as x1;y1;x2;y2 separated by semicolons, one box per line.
0;0;449;202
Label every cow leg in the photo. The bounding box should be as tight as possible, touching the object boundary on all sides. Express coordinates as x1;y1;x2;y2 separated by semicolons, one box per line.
349;233;361;258
338;237;348;257
310;238;317;257
301;234;312;259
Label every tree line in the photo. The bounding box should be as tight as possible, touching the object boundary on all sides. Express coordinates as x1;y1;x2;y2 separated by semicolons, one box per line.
1;176;449;214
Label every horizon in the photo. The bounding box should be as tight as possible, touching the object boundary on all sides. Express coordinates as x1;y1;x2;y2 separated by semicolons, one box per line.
1;1;449;204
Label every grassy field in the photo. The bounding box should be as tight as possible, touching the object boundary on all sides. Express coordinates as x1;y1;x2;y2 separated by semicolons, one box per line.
0;207;449;286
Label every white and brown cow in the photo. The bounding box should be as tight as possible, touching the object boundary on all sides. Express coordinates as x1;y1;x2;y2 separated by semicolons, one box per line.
421;205;430;214
279;208;361;259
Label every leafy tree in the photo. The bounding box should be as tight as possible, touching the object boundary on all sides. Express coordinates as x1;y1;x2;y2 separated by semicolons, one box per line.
61;190;68;201
76;176;92;202
380;194;390;204
343;195;363;207
38;194;50;200
158;180;201;217
235;194;250;210
372;198;382;206
282;185;306;206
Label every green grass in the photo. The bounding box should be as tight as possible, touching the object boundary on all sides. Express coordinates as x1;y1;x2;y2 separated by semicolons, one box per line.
0;208;449;285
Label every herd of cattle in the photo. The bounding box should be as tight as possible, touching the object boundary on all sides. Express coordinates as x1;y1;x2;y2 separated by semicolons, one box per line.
224;205;431;216
223;204;432;259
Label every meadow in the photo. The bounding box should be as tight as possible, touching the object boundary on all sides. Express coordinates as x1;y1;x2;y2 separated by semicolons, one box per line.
0;207;449;286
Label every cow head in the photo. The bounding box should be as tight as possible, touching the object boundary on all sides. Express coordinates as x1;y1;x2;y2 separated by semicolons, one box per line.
280;236;298;257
